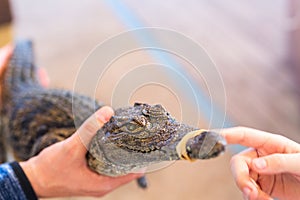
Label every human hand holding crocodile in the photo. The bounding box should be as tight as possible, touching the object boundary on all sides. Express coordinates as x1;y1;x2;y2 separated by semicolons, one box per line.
0;45;142;198
20;106;142;198
221;127;300;200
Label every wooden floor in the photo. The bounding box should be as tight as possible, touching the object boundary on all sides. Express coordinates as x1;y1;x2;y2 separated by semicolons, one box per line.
7;0;300;199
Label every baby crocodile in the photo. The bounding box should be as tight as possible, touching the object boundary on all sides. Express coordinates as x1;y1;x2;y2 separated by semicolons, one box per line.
0;40;226;189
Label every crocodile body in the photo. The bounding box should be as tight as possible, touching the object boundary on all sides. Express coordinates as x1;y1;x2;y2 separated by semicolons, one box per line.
0;40;226;188
0;41;99;162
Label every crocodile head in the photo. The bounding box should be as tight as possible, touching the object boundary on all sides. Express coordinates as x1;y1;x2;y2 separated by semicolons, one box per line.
87;103;226;176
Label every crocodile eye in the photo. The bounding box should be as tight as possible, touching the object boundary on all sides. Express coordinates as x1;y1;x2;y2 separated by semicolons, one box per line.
127;123;137;131
123;122;144;133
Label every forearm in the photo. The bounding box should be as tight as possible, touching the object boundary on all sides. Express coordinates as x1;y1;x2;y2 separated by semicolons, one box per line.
0;162;37;200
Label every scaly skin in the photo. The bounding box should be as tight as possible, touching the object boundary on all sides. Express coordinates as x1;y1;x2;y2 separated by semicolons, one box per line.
87;103;226;176
1;41;99;161
0;40;226;189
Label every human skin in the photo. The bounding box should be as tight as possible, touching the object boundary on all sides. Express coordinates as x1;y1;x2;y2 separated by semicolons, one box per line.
0;45;142;198
220;127;300;200
20;106;143;198
0;44;13;107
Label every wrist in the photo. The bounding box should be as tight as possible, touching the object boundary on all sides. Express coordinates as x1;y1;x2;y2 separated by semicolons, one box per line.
19;158;46;197
10;161;38;200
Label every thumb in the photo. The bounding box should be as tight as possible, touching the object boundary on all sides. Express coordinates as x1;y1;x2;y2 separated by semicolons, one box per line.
251;153;300;174
67;106;114;154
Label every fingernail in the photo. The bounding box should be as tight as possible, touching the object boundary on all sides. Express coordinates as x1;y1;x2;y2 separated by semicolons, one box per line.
243;187;251;199
96;107;113;123
253;158;267;169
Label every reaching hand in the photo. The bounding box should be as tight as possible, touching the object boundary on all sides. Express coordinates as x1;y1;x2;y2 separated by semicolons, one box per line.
221;127;300;200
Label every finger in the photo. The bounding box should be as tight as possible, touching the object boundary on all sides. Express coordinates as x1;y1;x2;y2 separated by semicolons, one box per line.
66;106;114;154
251;153;300;175
252;187;274;200
105;173;143;190
230;148;273;200
37;68;50;87
0;44;13;76
230;149;259;199
220;127;300;153
245;179;272;200
86;173;143;196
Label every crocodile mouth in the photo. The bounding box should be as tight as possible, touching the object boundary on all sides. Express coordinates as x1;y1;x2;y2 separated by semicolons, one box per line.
176;129;226;161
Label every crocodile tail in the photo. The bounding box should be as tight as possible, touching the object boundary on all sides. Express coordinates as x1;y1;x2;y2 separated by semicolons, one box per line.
1;40;41;162
6;40;40;93
2;40;41;110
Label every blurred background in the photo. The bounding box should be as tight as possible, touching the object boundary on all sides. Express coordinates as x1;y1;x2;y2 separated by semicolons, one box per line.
1;0;300;199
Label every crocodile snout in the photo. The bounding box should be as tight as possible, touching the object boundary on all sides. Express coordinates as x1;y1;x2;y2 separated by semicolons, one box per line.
176;130;226;161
